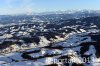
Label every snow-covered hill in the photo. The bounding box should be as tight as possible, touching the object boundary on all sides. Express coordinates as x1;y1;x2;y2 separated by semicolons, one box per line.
0;31;100;66
0;13;100;66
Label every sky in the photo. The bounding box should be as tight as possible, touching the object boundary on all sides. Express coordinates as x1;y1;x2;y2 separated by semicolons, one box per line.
0;0;100;15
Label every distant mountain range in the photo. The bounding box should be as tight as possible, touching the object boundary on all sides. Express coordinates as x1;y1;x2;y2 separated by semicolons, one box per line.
0;10;100;25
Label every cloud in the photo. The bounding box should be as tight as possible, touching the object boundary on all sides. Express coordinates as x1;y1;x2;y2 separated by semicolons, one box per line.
3;0;15;8
2;0;35;14
4;0;34;8
21;0;36;14
5;0;14;4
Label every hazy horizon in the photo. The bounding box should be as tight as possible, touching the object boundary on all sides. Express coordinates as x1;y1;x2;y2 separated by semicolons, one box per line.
0;0;100;15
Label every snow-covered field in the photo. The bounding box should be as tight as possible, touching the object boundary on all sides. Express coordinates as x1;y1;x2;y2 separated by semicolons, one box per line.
0;31;100;66
0;11;100;66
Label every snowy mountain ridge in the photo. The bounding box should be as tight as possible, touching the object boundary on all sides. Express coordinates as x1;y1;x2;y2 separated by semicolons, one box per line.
0;30;100;66
0;14;100;66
